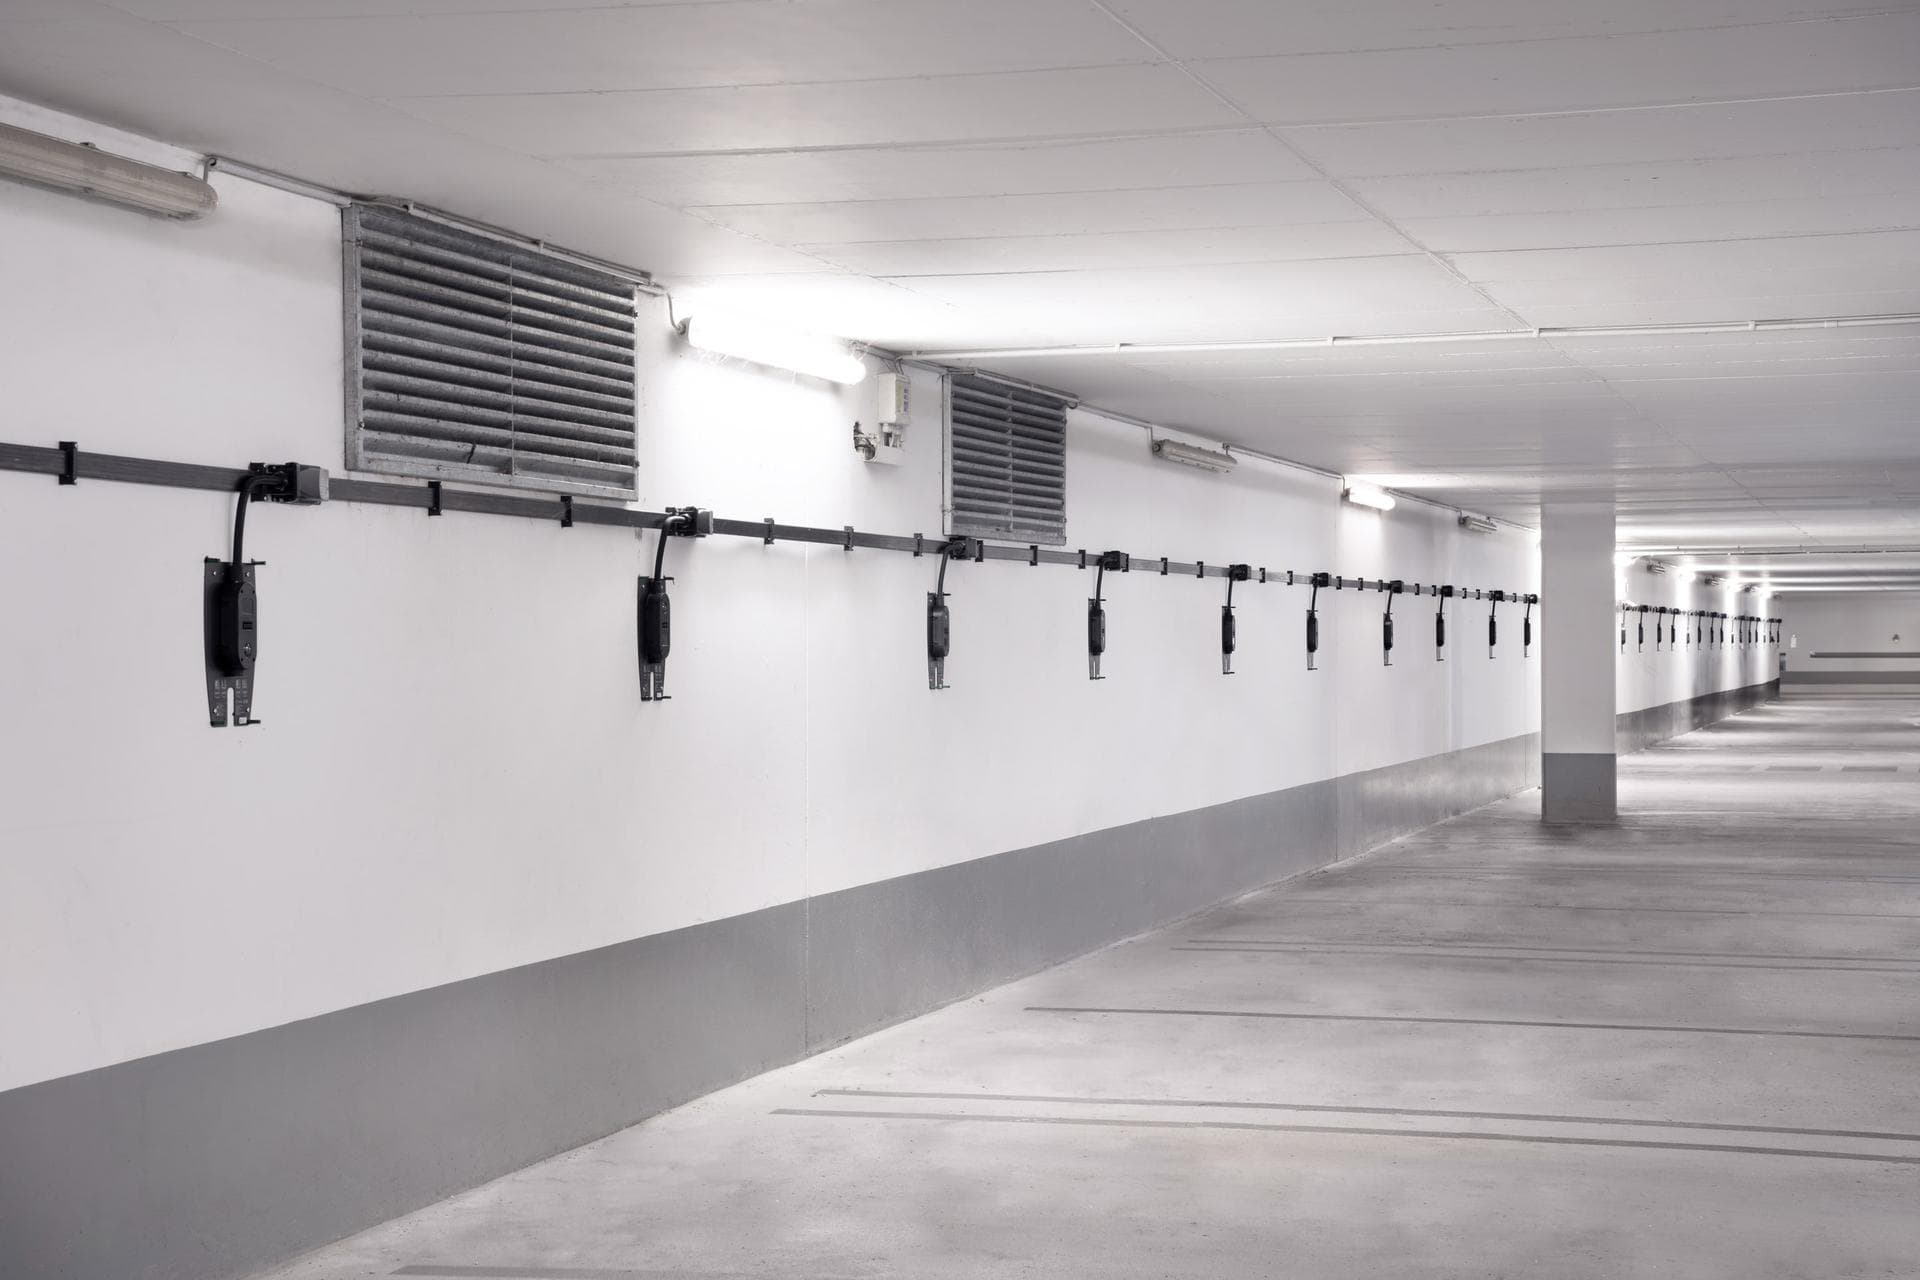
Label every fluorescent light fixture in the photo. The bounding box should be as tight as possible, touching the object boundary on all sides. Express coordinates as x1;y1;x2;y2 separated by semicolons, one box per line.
1642;558;1669;576
683;313;867;384
1151;438;1236;473
0;121;216;219
1342;480;1395;511
1457;513;1498;534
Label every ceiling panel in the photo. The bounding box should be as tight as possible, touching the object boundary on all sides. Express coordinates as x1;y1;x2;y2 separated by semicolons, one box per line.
1281;91;1920;177
1456;230;1920;279
1195;13;1920;125
1351;149;1920;220
690;181;1366;244
1513;293;1920;330
1104;0;1906;60
557;129;1312;207
809;222;1409;277
391;65;1243;156
102;0;741;14
1119;342;1582;376
171;0;1149;98
1401;193;1920;254
898;258;1508;345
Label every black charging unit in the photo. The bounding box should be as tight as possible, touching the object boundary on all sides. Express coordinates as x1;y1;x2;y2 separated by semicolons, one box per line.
927;536;978;690
1221;563;1250;674
1305;572;1331;670
203;461;327;728
1382;579;1403;665
637;507;712;702
1088;550;1128;680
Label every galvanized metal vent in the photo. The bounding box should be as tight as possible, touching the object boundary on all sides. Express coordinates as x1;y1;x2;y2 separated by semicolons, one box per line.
344;204;639;499
945;373;1069;545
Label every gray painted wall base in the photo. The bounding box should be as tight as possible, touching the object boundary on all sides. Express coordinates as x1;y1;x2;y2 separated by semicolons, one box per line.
1615;678;1780;754
1542;751;1618;824
1;734;1540;1280
1533;679;1780;824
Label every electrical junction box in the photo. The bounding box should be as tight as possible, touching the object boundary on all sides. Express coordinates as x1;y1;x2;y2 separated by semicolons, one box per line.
855;373;910;465
875;372;909;426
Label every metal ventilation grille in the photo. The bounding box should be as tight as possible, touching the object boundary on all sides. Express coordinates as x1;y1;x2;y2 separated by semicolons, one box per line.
344;204;638;498
945;373;1069;545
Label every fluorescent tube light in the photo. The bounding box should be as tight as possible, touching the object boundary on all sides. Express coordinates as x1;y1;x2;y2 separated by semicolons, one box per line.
1342;480;1395;511
683;313;867;384
0;122;216;219
1457;513;1498;534
1151;438;1236;473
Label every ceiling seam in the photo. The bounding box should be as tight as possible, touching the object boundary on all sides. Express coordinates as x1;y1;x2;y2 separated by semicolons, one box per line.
545;87;1920;163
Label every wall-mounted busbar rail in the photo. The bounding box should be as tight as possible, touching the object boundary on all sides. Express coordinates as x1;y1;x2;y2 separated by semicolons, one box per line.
4;441;1538;599
6;441;1545;712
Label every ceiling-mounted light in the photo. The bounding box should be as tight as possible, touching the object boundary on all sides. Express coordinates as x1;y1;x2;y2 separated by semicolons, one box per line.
1641;558;1670;576
1151;438;1236;473
1457;513;1498;534
0;121;216;219
1701;574;1724;587
683;313;867;384
1343;480;1396;511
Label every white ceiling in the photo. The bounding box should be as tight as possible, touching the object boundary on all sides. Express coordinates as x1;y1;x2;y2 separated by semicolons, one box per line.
4;0;1920;575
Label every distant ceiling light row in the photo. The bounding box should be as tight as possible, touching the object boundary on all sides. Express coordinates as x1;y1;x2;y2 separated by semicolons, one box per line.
682;313;867;385
909;313;1920;361
0;121;216;219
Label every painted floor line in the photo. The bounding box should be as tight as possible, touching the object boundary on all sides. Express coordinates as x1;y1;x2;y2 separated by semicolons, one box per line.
773;1108;1920;1167
1213;900;1920;919
1025;1005;1920;1042
813;1089;1920;1144
1181;938;1920;962
1168;947;1920;973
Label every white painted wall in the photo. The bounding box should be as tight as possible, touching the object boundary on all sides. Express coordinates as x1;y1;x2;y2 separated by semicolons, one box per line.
0;102;1541;1094
1778;593;1920;676
1614;559;1778;713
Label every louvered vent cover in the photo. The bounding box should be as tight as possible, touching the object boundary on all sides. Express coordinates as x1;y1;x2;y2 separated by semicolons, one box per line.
945;373;1069;545
344;204;639;498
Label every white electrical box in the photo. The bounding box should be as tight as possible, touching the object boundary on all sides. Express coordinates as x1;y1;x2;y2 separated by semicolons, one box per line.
855;371;910;464
875;372;910;426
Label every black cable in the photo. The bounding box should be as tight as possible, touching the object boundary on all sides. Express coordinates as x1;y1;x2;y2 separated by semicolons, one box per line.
652;511;689;581
228;472;274;576
936;538;962;595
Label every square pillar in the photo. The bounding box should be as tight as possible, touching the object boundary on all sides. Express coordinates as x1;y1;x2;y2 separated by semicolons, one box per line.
1541;503;1616;823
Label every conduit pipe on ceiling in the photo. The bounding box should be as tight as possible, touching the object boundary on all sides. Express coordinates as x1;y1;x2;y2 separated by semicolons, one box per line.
908;313;1920;361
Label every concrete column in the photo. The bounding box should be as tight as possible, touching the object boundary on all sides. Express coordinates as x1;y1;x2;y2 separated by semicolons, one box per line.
1541;503;1617;823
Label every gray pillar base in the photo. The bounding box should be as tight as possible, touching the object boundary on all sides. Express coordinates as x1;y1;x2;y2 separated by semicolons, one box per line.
1542;751;1617;824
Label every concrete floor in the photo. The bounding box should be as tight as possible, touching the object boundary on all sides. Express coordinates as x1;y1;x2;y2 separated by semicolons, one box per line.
260;690;1920;1280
